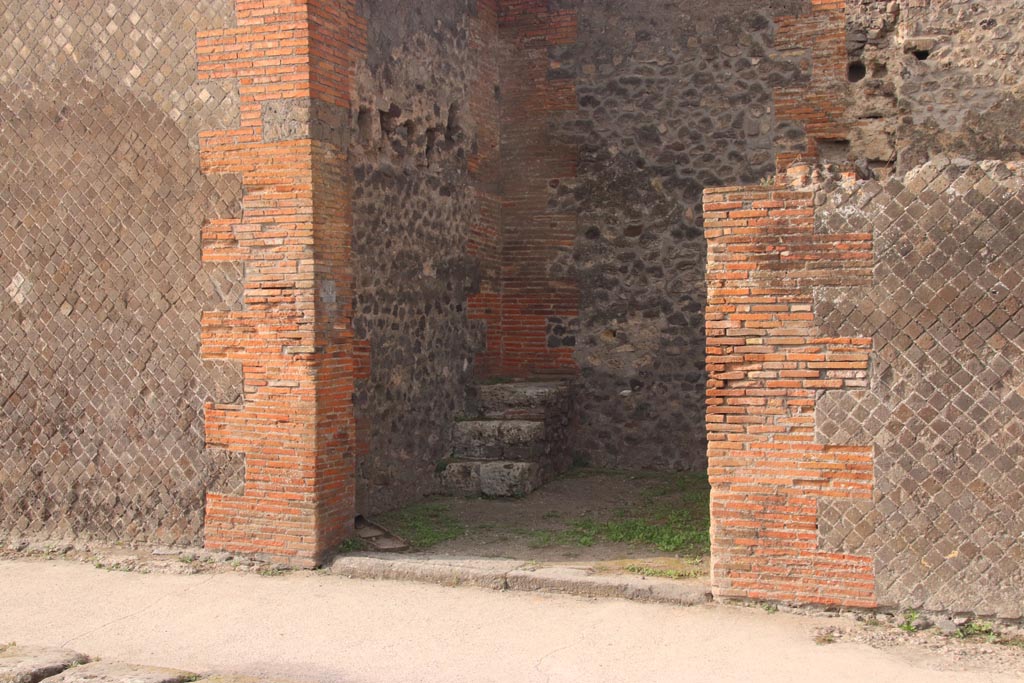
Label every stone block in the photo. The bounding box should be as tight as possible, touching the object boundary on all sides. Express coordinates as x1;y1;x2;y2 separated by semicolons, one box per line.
452;421;546;461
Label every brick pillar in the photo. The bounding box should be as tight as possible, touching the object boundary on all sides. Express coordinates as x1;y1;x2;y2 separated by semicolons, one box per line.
703;173;876;607
196;0;364;567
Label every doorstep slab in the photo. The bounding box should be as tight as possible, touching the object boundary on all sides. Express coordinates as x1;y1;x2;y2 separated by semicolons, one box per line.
330;554;711;606
331;554;523;590
506;565;711;605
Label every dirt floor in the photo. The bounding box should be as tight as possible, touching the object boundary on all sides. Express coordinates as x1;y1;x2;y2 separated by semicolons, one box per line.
367;468;711;579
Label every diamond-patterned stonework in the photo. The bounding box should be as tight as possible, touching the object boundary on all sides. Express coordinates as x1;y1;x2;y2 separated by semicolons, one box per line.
0;0;244;546
816;158;1024;618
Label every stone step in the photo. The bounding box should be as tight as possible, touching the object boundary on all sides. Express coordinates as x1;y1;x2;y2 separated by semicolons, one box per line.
470;381;567;420
452;419;547;460
441;460;542;497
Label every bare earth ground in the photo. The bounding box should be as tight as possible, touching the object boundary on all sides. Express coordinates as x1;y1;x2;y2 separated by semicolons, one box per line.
0;559;1022;682
2;470;1023;679
371;468;712;579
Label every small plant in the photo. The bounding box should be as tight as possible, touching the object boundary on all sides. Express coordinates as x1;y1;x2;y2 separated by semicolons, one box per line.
257;565;287;577
956;620;999;643
899;609;920;633
814;631;838;646
763;603;779;614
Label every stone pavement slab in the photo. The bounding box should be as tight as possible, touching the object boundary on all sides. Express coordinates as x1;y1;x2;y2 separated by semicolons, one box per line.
43;662;194;683
0;645;88;683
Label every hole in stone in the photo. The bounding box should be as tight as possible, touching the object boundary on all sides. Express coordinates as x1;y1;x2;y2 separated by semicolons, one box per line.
847;61;867;83
380;104;401;135
912;49;931;61
400;120;416;141
624;224;643;237
815;138;851;164
356;107;373;143
425;127;438;159
446;103;462;142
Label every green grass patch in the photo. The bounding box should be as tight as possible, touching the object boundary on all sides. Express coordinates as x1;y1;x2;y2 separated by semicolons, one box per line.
377;502;464;549
955;620;998;640
526;472;710;556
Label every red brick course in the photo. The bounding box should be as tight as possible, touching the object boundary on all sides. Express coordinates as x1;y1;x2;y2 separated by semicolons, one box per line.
197;0;364;566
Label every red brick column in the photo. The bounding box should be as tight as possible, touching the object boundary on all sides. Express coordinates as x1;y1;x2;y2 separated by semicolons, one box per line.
468;0;505;378
495;0;579;378
703;174;877;607
196;0;364;566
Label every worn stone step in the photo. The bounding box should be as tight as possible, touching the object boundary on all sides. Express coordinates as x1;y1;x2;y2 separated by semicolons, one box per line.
470;382;567;420
0;644;88;683
441;460;542;497
452;420;546;460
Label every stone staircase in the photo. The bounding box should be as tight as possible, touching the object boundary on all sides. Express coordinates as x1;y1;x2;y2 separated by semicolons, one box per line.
440;381;572;497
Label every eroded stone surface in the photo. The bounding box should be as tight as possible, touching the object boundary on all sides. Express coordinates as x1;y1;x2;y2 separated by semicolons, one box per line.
441;460;542;498
0;645;88;683
452;421;546;461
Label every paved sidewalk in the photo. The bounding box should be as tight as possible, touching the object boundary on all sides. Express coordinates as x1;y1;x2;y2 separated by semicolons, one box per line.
0;559;1019;683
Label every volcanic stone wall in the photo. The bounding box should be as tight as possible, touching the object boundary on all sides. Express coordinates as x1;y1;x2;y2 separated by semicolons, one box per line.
552;0;808;470
835;0;1024;175
350;0;500;513
0;1;244;545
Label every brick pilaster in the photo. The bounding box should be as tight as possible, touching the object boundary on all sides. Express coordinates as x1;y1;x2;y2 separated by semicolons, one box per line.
495;0;580;378
196;0;364;566
703;175;876;607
